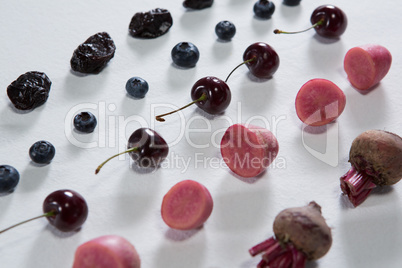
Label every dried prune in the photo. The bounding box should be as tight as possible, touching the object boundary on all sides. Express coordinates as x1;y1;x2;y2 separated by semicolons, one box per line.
7;71;51;111
128;8;173;39
70;32;116;74
183;0;214;10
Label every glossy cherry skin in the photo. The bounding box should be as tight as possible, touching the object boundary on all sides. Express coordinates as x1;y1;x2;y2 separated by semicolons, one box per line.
311;5;347;38
43;189;88;232
127;128;169;168
243;42;280;79
190;76;231;114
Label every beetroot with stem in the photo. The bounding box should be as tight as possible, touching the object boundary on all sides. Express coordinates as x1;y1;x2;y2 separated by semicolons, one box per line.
249;202;332;267
340;130;402;206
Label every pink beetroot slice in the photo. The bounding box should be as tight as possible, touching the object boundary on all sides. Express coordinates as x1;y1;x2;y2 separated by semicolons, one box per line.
295;79;346;126
161;180;213;230
220;124;279;178
344;44;392;90
72;235;141;268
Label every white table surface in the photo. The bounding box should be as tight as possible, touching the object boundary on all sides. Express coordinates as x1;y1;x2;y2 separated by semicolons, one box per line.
0;1;401;267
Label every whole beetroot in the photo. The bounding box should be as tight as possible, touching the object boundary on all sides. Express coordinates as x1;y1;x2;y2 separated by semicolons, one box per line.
249;202;332;268
340;130;402;206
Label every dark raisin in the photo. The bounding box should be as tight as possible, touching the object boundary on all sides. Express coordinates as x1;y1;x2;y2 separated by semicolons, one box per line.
7;71;51;111
183;0;214;10
128;8;173;39
70;32;116;74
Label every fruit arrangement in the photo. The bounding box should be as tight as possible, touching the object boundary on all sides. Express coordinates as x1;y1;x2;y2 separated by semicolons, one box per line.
1;1;401;268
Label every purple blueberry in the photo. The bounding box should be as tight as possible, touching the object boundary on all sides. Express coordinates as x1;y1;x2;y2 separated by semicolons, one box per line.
254;0;275;19
171;42;200;68
29;141;56;164
0;165;20;193
215;21;236;41
74;112;97;133
126;77;149;99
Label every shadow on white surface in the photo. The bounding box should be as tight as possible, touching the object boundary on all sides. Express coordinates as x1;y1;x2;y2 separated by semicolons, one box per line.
166;63;198;88
338;195;402;268
251;16;274;36
153;230;207;268
344;84;387;129
130;162;160;174
308;37;345;72
352;82;381;95
212;183;272;232
18;164;50;192
301;122;336;135
62;71;112;100
193;106;227;121
211;41;234;61
278;3;303;22
165;226;202;241
238;76;277;114
125;34;171;57
313;33;341;44
227;168;266;184
179;8;213;33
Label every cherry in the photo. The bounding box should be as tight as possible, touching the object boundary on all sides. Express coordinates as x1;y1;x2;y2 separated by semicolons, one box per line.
95;128;169;174
43;190;88;232
242;42;280;79
224;42;279;82
225;42;280;82
155;76;231;122
0;189;88;234
274;5;347;38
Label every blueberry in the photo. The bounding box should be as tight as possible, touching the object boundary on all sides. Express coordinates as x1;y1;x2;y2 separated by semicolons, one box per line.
29;141;56;164
215;21;236;41
254;0;275;19
171;42;200;68
74;112;97;133
126;77;149;99
283;0;301;6
0;165;20;193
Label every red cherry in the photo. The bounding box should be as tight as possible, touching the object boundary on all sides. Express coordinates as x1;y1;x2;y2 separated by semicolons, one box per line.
243;42;280;79
155;76;231;122
0;189;88;234
190;76;231;114
274;5;347;38
95;128;168;173
43;189;88;232
311;5;347;38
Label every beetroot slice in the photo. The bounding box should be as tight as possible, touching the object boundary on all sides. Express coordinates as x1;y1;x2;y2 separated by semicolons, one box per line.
161;180;213;230
72;235;141;268
295;79;346;126
220;124;279;178
344;44;392;90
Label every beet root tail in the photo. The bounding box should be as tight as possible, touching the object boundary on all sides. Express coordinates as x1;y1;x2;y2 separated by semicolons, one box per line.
249;237;307;268
340;166;377;206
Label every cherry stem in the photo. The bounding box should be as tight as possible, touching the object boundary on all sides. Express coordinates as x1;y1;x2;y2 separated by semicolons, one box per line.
225;57;256;83
274;19;324;35
340;166;377;206
0;211;56;234
95;147;139;174
155;93;207;122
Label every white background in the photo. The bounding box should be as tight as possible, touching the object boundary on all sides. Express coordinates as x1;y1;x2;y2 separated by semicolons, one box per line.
0;0;401;267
